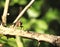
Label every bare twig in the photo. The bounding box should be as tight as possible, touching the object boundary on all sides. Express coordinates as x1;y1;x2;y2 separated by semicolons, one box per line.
0;26;60;46
0;44;3;47
13;0;35;24
2;0;10;26
16;35;23;47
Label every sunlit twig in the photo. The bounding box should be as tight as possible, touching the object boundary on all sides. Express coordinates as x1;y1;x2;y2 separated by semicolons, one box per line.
13;0;35;24
2;0;10;26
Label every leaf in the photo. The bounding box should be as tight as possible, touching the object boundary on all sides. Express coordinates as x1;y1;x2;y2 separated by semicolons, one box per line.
45;8;58;22
27;7;39;18
0;36;7;43
18;0;27;5
36;20;48;30
10;0;27;5
33;20;48;33
7;38;17;47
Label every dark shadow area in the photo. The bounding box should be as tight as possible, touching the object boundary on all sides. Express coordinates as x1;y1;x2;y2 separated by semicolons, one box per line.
49;20;60;36
0;3;26;24
37;0;60;19
7;3;24;23
39;41;57;47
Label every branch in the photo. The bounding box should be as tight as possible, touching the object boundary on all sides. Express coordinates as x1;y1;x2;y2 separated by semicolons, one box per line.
0;26;60;47
2;0;10;26
13;0;35;24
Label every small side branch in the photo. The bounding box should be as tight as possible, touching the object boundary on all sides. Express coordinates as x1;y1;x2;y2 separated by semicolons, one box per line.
13;0;35;24
2;0;10;26
0;26;60;47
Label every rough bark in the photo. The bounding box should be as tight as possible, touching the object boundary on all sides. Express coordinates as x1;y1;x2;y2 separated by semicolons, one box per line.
0;26;60;47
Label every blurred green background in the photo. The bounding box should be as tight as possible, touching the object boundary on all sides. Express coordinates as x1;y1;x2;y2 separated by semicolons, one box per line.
0;0;60;47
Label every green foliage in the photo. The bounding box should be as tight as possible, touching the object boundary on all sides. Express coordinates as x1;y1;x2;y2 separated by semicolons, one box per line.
7;38;17;47
27;0;44;18
0;36;7;43
10;0;27;6
27;7;39;18
0;0;27;7
34;20;48;33
0;0;5;7
44;8;58;22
